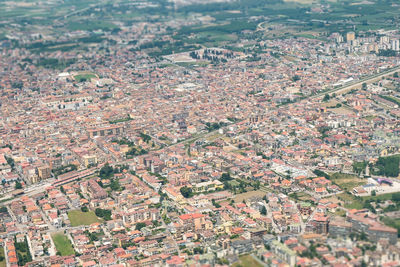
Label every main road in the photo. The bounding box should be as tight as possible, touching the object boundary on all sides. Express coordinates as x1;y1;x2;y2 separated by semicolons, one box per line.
310;65;400;100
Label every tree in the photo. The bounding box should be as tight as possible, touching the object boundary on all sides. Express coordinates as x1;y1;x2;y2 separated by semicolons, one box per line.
220;173;232;182
392;192;400;202
323;94;330;102
180;186;193;198
212;199;221;208
110;179;121;191
135;222;146;230
5;156;15;170
99;163;114;179
291;75;300;82
140;132;151;143
193;247;204;254
260;206;267;215
15;181;22;189
95;208;112;220
81;206;89;212
362;83;367;90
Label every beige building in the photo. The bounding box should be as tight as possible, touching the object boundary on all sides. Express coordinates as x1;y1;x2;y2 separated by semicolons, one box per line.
346;31;355;42
82;155;98;167
37;165;52;180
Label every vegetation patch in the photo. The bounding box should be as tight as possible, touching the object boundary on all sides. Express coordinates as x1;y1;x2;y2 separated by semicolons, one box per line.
67;20;119;31
336;192;364;209
74;73;97;82
68;210;102;226
330;173;366;191
381;217;400;237
379;95;400;106
0;247;5;267
52;233;75;256
232;254;263;267
15;237;32;266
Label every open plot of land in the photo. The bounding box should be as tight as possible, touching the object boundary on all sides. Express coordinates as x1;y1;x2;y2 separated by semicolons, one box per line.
290;191;313;202
330;173;367;191
333;209;347;217
336;192;364;209
381;217;400;237
233;190;265;203
52;233;75;256
328;106;355;115
68;210;102;226
0;247;5;267
74;73;97;82
232;254;263;267
363;191;400;202
284;0;317;2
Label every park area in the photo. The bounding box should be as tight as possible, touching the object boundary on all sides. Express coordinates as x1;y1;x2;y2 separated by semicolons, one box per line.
67;210;102;226
52;233;75;256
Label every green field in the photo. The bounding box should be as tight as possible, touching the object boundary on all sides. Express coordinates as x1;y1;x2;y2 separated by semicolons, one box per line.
289;191;313;202
67;20;118;31
381;217;400;237
52;233;75;256
363;192;399;202
68;210;102;226
330;173;366;191
336;192;364;209
74;73;97;82
232;254;263;267
0;247;5;267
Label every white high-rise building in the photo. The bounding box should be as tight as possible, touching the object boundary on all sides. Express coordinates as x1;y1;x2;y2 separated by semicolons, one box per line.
391;39;400;51
380;36;390;44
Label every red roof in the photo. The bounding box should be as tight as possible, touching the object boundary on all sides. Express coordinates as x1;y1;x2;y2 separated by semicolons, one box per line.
179;213;205;220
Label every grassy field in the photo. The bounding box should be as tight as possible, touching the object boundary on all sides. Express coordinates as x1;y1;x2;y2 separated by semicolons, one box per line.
284;0;318;3
330;173;366;191
74;73;97;82
381;217;400;237
68;210;101;226
0;247;5;267
67;20;118;31
290;191;313;202
363;192;399;202
333;209;346;217
336;192;364;209
52;233;75;256
233;190;265;203
176;61;210;68
232;254;263;267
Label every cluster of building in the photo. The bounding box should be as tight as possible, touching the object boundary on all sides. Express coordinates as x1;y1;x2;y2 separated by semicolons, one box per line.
2;11;400;266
